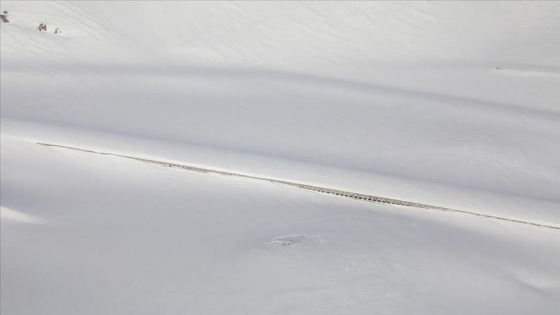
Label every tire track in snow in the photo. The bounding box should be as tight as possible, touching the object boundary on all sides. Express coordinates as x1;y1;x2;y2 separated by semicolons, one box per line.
36;142;560;231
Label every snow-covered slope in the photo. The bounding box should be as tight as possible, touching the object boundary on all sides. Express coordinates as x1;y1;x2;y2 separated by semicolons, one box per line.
3;136;560;315
2;1;560;224
2;1;560;314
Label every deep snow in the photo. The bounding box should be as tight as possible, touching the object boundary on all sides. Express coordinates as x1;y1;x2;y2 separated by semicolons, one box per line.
3;137;560;314
1;1;560;314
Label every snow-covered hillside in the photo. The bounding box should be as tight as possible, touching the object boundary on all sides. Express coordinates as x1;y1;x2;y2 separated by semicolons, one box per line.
2;2;560;314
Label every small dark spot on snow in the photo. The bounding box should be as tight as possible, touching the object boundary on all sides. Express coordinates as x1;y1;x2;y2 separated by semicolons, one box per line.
274;235;306;247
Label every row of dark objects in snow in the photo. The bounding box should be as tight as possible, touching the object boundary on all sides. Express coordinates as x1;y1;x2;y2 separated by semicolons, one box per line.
0;11;61;34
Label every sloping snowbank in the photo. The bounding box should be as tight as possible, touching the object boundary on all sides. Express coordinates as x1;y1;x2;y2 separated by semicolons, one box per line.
2;2;558;208
2;137;560;315
2;1;560;313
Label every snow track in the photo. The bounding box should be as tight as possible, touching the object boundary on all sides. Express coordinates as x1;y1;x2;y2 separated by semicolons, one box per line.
37;142;560;231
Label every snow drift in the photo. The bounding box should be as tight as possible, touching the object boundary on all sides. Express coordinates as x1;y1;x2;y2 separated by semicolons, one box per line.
1;1;560;314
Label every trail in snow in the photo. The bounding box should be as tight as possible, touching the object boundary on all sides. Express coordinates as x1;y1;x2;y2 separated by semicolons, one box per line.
36;142;560;231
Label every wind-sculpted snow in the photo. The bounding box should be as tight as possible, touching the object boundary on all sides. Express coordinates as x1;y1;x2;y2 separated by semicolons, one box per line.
2;1;560;314
2;2;559;203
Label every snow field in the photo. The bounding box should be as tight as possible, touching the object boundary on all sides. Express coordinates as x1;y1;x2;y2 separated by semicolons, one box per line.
2;137;560;314
2;1;560;314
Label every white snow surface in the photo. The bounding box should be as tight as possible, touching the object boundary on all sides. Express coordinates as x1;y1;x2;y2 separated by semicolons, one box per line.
1;1;560;314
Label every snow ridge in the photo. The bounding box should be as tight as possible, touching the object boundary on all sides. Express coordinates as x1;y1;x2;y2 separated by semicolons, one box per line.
37;142;560;231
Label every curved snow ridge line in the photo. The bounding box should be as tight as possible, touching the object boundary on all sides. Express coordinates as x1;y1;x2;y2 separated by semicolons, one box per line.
36;142;560;231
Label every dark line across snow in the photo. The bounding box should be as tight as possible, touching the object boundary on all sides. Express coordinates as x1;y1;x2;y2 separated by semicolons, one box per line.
36;142;560;231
